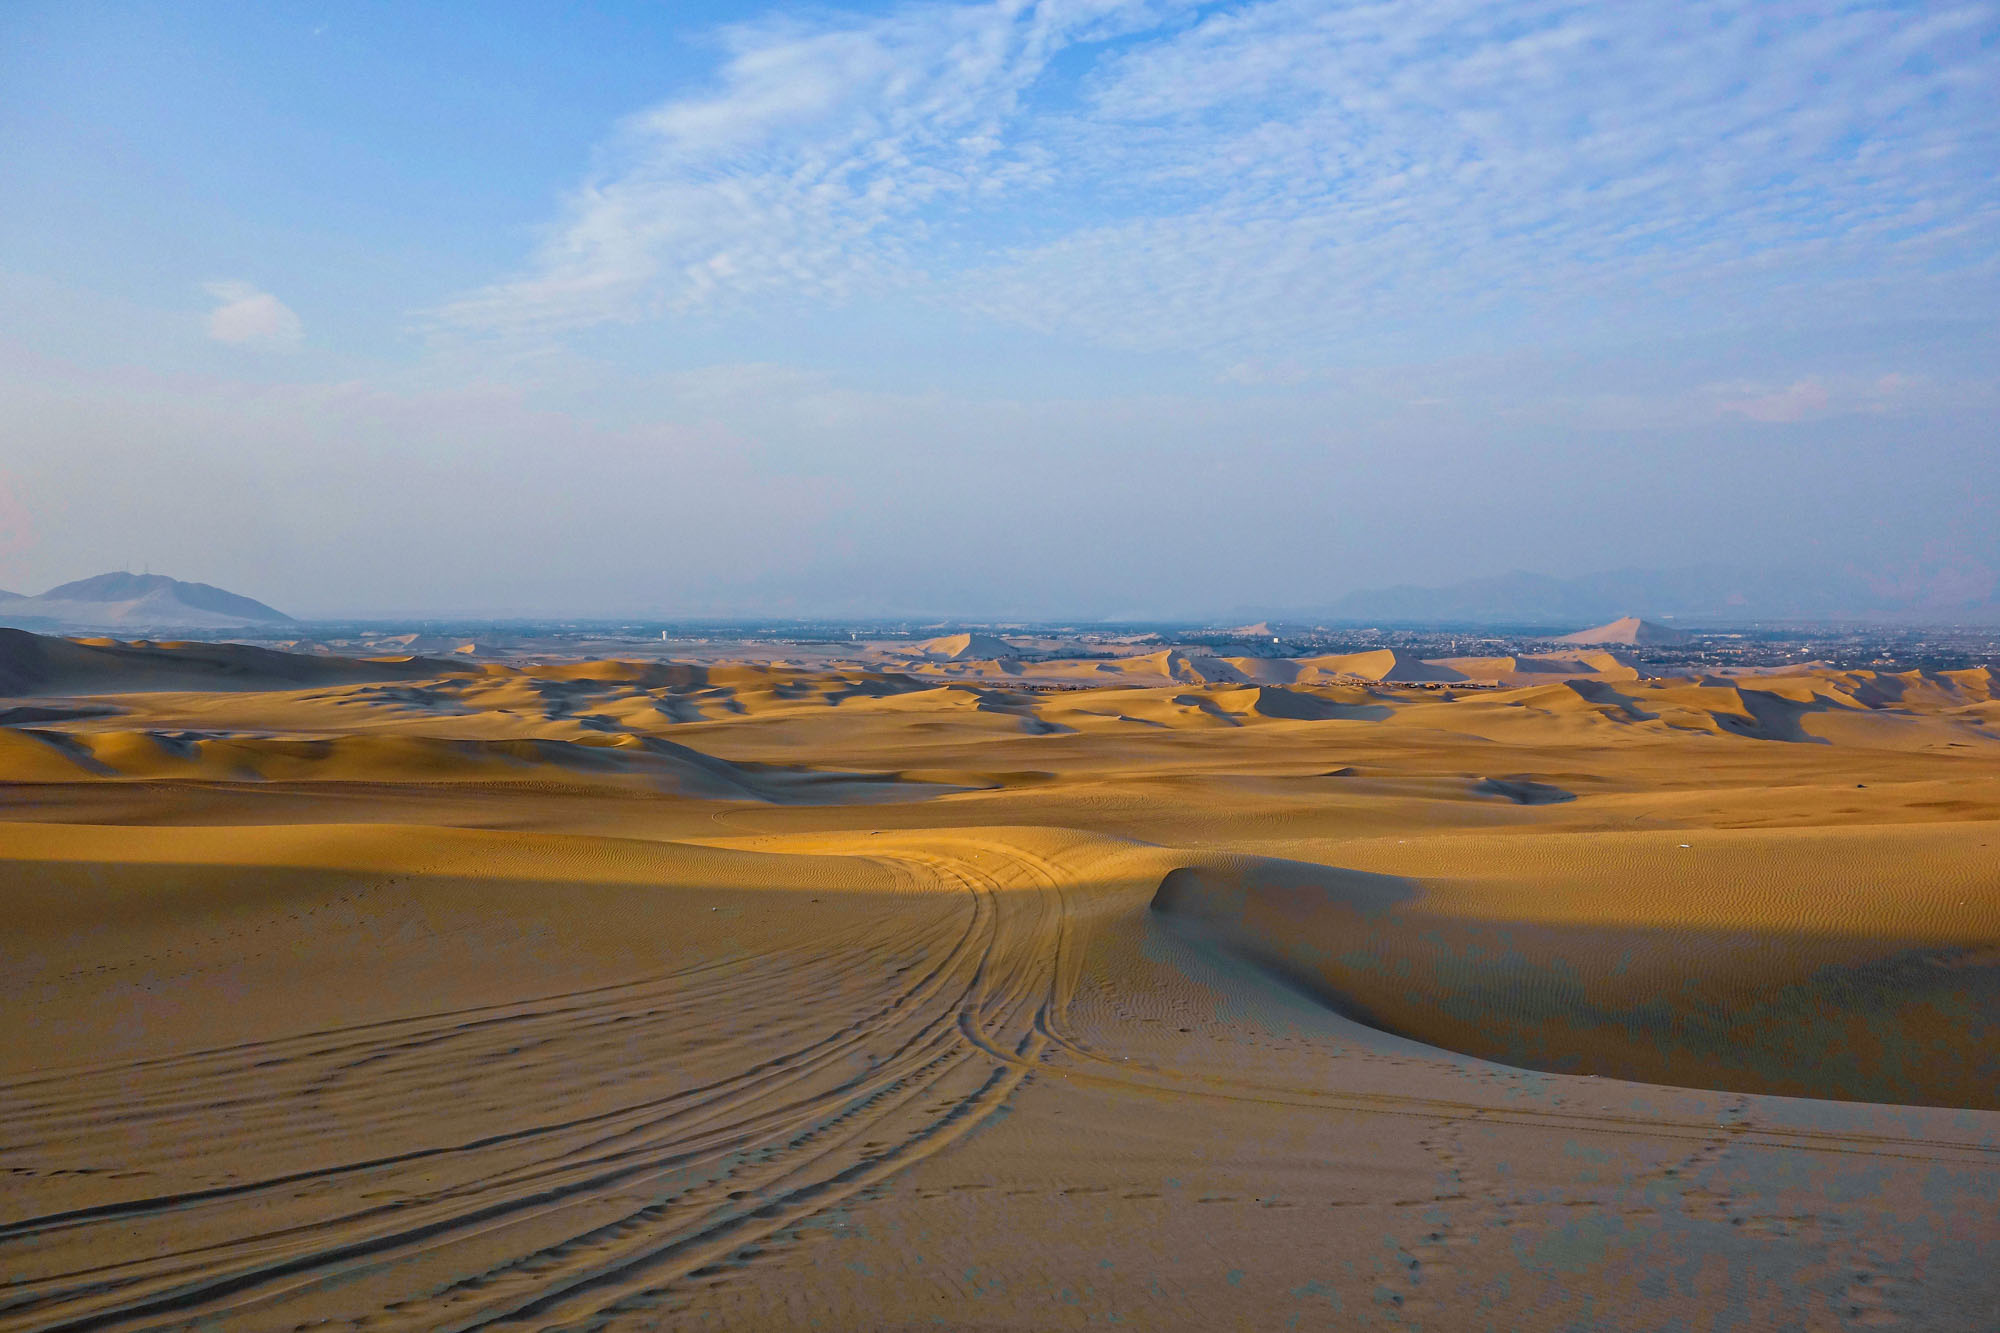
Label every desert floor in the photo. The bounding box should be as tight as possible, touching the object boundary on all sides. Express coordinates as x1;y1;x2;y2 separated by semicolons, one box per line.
2;636;1997;1330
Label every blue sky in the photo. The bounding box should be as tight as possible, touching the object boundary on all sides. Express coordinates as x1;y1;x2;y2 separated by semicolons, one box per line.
2;0;1996;617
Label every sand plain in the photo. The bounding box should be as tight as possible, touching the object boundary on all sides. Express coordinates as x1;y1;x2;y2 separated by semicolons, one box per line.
1;635;1997;1330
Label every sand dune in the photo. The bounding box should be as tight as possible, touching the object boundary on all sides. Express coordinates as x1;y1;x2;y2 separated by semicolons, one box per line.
0;628;459;696
915;631;1021;660
1558;615;1691;645
1154;825;1999;1108
0;727;952;801
1434;649;1646;684
2;635;1997;1329
1307;647;1468;682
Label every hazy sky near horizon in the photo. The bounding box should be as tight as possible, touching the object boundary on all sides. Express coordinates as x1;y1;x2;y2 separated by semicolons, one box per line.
2;0;1997;617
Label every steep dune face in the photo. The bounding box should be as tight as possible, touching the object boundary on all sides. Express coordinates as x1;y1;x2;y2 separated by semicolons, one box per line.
3;647;1998;1329
1152;827;2000;1108
1204;684;1391;721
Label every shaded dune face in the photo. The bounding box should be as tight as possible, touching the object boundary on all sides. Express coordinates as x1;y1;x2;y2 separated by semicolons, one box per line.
1471;775;1576;804
1151;860;1420;1033
1151;859;2000;1109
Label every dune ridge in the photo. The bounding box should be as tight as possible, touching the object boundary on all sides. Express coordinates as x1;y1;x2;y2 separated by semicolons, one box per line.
0;628;458;696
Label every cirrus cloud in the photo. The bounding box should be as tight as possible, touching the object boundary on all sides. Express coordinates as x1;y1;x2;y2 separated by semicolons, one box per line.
432;0;2000;364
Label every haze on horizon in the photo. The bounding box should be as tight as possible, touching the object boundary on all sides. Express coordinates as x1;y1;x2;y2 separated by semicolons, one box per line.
2;0;1996;620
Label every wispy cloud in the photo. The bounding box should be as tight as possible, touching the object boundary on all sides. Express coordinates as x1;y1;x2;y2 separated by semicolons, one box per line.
434;1;1167;335
1716;376;1835;423
205;281;303;348
1709;370;1931;423
435;0;2000;360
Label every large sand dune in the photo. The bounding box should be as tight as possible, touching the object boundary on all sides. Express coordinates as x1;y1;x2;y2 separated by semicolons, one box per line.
0;628;457;695
1558;615;1692;646
2;631;1997;1329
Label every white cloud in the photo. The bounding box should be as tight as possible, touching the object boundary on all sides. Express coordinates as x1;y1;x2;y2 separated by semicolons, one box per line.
1708;371;1938;424
205;281;303;348
1216;358;1316;387
433;0;2000;363
434;1;1165;336
967;0;2000;355
1716;376;1834;423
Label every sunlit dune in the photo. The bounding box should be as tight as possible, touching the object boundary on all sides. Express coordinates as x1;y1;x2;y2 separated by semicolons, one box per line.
2;630;1997;1329
1558;615;1693;646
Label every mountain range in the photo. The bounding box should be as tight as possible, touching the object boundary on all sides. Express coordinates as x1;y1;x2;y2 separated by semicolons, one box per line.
6;562;1998;632
0;573;293;630
1304;562;2000;626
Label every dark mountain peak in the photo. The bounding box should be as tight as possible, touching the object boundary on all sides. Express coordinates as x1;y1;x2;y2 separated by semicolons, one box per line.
44;572;179;602
25;573;293;624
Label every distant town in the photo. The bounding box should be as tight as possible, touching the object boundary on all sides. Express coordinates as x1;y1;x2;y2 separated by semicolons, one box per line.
6;572;1999;676
209;617;2000;677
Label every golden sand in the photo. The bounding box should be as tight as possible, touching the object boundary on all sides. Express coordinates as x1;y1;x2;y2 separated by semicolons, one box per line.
1;635;1996;1329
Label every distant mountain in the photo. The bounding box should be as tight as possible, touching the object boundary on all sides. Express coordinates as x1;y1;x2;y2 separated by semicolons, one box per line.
0;573;294;630
1557;617;1691;646
1311;563;2000;626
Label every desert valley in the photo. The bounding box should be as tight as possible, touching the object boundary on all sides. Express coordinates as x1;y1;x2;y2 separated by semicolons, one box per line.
2;621;1996;1330
9;2;2000;1325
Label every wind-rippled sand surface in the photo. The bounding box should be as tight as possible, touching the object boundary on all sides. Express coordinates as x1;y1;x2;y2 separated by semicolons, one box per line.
2;636;1997;1330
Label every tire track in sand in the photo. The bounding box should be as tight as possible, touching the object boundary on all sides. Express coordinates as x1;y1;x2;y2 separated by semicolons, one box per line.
2;834;1993;1331
0;841;1068;1333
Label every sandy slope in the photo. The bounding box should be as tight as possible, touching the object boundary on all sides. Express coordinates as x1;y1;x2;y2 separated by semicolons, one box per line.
1;634;1997;1330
